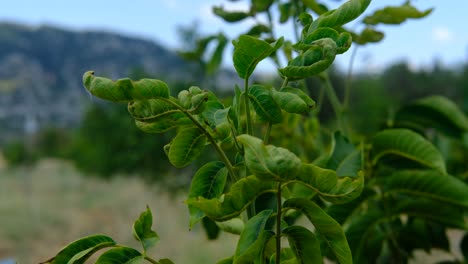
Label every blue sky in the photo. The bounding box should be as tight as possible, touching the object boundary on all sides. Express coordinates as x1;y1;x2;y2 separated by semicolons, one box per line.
1;0;467;73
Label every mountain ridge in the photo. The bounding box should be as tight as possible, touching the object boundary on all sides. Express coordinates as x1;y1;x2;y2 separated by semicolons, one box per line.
0;22;204;143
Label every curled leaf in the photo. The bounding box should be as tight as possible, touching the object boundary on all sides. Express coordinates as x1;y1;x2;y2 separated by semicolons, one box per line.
133;206;159;253
248;85;282;123
168;127;207;168
233;35;283;79
188;161;228;228
364;3;433;25
213;6;251;22
237;135;302;181
82;71;169;102
308;0;371;32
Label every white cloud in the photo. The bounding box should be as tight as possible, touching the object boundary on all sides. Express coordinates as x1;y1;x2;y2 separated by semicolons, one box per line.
158;0;178;9
432;26;454;44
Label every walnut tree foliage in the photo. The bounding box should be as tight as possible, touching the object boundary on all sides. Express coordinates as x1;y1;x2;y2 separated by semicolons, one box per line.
44;1;468;263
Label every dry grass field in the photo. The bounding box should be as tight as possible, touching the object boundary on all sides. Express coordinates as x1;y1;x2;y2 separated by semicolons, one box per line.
0;156;464;263
0;158;237;263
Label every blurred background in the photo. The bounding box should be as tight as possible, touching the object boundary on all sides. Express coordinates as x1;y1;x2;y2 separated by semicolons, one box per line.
0;0;467;263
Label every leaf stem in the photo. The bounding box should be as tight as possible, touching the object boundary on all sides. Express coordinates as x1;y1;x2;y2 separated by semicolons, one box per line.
320;72;349;136
264;122;273;144
244;77;253;136
344;45;358;109
160;98;237;181
276;182;282;264
144;256;159;264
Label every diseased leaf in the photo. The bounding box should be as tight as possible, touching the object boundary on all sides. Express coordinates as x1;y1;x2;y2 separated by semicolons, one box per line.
352;27;384;45
248;85;283;123
82;71;169;102
279;39;337;80
233;35;283;79
213;6;251;22
188;161;228;228
308;0;371;32
234;210;274;263
363;3;433;25
270;88;309;114
283;226;322;264
279;87;315;109
372;129;446;173
132;206;159;253
216;218;245;235
237;135;301;182
297;163;364;204
168;127;207;168
95;247;143;264
283;198;352;264
128;99;190;133
188;175;277;221
44;235;116;264
395;95;468;138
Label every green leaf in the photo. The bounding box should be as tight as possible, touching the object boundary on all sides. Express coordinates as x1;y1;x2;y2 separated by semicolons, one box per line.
202;217;221;240
133;206;159;253
383;170;468;209
128;99;190;133
297;163;364;204
234;210;274;263
352;27;384;45
216;218;245;235
308;0;371;32
270;88;309;114
395;95;468;138
233;35;283;79
252;0;274;12
134;118;191;134
207;34;228;74
326;187;376;225
363;2;433;25
188;175;277;221
283;198;352;264
278;3;293;24
168;127;207;168
283;226;322;264
82;71;169;102
158;259;175;264
45;235;116;264
217;256;234;264
279;87;315;109
248;85;283;123
95;247;143;264
213;6;251;22
346;198;466;262
326;132;361;177
268;248;298;264
279;39;337;80
372;128;446;173
188;161;228;228
237;135;301;181
244;24;271;37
